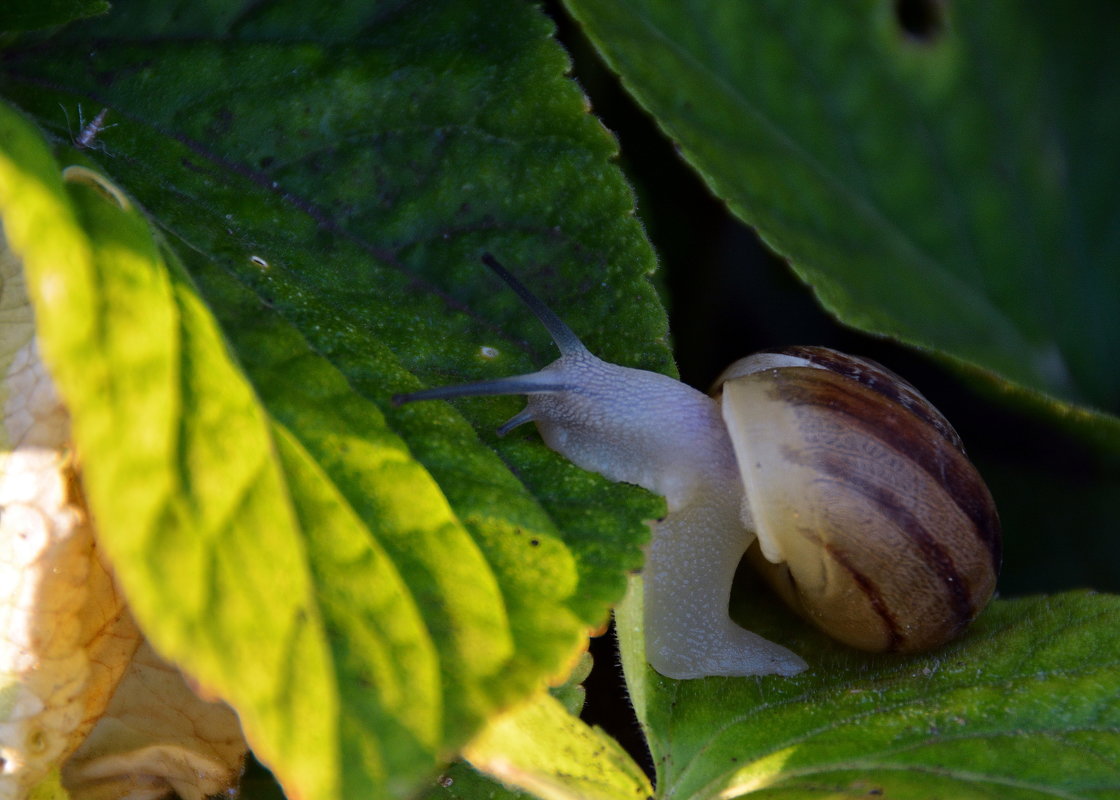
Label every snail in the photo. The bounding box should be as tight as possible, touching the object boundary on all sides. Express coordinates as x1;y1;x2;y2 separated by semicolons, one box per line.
394;255;1001;679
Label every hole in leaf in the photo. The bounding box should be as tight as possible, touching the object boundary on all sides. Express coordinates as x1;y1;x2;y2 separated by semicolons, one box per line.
894;0;945;42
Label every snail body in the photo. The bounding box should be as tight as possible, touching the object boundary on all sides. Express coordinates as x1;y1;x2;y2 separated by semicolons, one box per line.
395;256;1000;679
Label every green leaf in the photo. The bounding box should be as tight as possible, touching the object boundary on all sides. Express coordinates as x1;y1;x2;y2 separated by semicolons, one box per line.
0;0;666;795
0;0;108;33
618;575;1120;799
420;761;534;800
549;650;594;717
461;691;652;800
563;0;1120;442
411;653;612;800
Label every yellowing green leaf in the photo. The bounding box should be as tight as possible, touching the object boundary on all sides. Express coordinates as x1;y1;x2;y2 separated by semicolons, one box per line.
0;0;666;794
464;692;651;800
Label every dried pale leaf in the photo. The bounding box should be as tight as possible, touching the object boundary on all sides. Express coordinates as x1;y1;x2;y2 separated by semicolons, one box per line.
61;641;247;800
0;240;140;800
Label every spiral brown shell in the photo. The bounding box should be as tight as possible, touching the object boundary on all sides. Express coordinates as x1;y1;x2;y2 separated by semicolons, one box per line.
714;346;1001;653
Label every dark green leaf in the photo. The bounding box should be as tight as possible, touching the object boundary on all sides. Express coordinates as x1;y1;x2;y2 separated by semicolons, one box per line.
564;0;1120;445
0;0;108;33
419;761;532;800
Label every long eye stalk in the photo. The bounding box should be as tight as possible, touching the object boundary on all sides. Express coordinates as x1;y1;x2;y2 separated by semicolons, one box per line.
391;254;587;408
479;253;587;357
392;374;569;406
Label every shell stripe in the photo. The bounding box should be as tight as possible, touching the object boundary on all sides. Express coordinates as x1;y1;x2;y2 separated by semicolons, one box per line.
820;541;905;650
773;346;963;450
815;461;977;642
778;370;1002;574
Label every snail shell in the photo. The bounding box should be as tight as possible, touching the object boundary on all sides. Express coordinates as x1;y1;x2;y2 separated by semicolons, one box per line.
714;346;1001;652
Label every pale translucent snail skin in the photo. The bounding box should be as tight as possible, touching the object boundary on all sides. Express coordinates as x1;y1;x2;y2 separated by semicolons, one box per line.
395;256;1000;679
502;348;807;678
